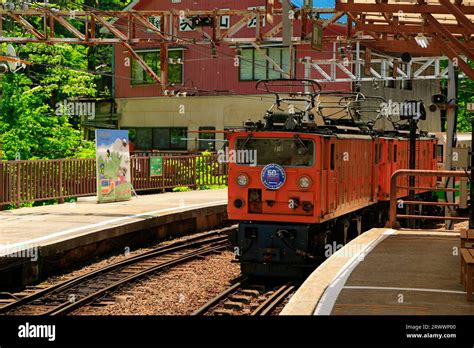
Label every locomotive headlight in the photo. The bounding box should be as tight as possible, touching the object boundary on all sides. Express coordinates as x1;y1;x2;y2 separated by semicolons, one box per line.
298;176;312;189
237;174;249;187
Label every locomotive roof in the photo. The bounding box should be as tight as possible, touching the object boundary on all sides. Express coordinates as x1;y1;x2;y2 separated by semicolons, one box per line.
230;130;436;142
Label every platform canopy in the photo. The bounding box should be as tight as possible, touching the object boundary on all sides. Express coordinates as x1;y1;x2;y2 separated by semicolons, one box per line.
335;0;474;79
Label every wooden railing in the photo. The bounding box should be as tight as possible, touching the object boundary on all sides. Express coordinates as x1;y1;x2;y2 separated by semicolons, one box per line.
0;155;227;206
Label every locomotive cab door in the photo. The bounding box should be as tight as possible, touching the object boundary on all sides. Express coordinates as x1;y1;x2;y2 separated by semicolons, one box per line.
325;137;338;214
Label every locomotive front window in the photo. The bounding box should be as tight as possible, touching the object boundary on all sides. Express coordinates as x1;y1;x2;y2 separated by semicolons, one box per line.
236;138;315;167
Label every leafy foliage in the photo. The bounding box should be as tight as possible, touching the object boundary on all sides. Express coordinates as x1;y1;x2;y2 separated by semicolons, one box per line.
440;60;474;132
172;186;192;192
456;72;474;132
196;151;228;190
0;43;96;160
0;1;133;160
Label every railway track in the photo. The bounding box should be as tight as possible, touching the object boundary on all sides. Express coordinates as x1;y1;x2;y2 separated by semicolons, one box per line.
192;277;298;316
0;227;235;316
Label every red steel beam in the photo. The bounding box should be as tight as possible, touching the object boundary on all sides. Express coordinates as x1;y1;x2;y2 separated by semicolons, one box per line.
424;13;474;62
49;12;85;40
132;13;167;40
355;23;471;36
0;38;163;44
91;13;128;41
160;17;168;87
0;55;32;65
364;40;442;55
122;42;161;84
431;34;474;80
439;0;474;34
373;0;410;41
7;13;45;40
336;2;474;15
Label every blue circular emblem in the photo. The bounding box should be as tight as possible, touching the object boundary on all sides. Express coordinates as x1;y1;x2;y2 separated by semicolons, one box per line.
261;164;286;190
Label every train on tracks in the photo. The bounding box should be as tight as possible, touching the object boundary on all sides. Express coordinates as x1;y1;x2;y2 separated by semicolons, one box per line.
227;80;438;277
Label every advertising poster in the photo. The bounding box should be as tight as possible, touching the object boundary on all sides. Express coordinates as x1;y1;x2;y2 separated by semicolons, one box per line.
95;129;132;203
150;157;163;176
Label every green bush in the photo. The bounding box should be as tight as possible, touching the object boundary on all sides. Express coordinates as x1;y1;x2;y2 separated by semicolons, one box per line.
172;186;192;192
195;151;227;190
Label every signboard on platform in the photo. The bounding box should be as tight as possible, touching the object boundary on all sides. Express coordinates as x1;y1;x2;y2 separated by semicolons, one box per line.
95;129;132;203
150;157;163;176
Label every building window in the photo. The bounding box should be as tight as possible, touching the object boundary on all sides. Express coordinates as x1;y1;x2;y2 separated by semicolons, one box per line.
153;128;170;149
123;127;187;150
135;128;153;150
199;127;216;151
131;50;183;85
169;128;187;149
239;47;294;81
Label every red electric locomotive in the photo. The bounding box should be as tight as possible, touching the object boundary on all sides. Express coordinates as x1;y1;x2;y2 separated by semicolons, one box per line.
227;80;437;277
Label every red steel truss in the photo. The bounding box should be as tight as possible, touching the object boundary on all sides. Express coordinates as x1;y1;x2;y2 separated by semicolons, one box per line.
335;0;474;79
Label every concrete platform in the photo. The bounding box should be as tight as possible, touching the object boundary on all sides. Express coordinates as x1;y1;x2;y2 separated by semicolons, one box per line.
0;189;227;288
281;228;474;315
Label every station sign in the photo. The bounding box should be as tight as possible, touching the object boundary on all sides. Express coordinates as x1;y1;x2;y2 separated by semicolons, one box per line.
261;163;286;190
467;103;474;113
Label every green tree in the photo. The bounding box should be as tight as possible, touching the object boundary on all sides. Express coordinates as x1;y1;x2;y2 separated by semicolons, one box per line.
0;1;132;160
0;43;96;160
456;71;474;132
440;60;474;132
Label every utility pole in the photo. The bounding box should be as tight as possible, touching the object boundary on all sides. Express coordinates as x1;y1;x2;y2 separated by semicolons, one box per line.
445;60;458;229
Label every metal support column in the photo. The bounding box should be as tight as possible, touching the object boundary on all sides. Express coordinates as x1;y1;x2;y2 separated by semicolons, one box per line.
408;118;417;228
445;60;458;229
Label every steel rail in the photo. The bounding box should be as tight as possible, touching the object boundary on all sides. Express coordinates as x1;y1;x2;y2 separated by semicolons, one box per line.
251;283;295;316
193;279;298;316
1;227;235;315
48;241;230;316
192;277;250;316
